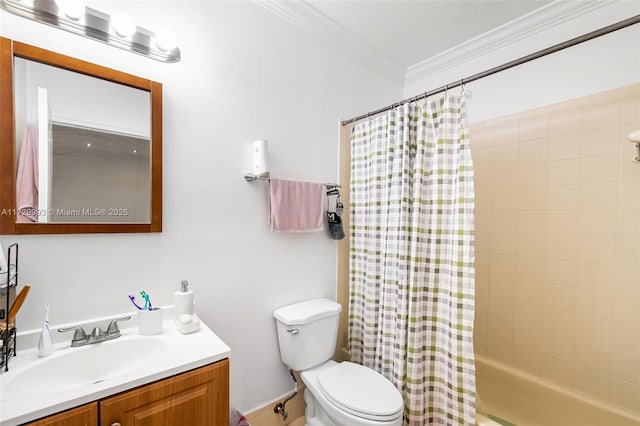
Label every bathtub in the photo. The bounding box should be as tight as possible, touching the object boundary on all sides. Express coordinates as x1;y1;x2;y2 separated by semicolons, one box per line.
475;355;640;426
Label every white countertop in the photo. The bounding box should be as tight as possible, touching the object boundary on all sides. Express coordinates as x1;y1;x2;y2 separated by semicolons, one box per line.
0;319;231;426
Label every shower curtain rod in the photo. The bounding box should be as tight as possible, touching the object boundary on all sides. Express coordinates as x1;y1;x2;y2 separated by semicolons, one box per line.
342;14;640;126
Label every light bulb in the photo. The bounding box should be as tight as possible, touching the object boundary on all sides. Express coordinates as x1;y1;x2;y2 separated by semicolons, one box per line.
56;0;85;20
111;11;136;38
155;27;176;52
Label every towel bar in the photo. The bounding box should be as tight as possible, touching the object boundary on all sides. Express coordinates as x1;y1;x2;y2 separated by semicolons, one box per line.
243;173;340;188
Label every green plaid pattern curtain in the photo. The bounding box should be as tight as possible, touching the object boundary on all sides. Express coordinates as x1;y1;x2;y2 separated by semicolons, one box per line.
348;92;476;426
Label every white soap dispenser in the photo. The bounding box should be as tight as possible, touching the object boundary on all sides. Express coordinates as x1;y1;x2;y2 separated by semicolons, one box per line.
174;280;194;318
37;304;52;357
174;280;200;334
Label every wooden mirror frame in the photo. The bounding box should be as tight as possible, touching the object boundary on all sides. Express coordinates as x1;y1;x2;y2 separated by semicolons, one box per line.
0;37;162;234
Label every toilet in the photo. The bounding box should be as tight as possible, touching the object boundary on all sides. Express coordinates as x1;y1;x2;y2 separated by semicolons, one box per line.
273;298;404;426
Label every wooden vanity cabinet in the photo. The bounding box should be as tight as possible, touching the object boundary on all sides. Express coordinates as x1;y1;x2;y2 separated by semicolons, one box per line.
24;403;98;426
100;359;229;426
24;359;229;426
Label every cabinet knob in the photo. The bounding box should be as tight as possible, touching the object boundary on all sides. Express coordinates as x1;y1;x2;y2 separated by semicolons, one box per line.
111;423;121;426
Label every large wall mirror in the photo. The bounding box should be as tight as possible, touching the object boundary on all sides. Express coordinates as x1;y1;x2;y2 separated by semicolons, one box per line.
0;38;162;234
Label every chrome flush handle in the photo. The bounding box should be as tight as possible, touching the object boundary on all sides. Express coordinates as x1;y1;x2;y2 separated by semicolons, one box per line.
286;329;299;335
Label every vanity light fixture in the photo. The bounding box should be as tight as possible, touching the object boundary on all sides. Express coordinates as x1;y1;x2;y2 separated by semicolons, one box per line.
0;0;180;62
155;27;177;53
56;0;84;21
111;11;136;38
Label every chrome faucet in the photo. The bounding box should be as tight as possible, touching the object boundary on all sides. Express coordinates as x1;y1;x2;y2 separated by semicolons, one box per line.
58;316;131;347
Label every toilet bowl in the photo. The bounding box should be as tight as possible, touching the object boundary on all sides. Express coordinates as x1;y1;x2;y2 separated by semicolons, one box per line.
273;298;404;426
302;360;403;426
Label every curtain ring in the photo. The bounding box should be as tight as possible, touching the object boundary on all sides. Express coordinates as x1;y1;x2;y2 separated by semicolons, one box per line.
422;90;430;106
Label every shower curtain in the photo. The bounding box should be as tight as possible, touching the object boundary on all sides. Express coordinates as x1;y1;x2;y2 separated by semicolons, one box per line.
348;91;476;426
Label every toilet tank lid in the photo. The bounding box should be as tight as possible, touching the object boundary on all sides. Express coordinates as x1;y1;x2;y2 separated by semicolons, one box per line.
273;298;342;325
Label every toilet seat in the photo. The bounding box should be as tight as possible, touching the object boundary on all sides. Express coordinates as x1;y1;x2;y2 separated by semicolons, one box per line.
317;362;403;422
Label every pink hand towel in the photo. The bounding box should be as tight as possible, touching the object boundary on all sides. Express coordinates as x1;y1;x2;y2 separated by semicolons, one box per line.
16;124;39;223
269;179;324;232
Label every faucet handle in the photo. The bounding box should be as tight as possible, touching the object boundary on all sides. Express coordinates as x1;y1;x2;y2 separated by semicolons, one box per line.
58;326;87;344
91;326;105;339
106;316;131;337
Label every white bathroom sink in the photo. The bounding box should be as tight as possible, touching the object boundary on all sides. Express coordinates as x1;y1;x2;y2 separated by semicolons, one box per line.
1;317;231;426
7;337;168;396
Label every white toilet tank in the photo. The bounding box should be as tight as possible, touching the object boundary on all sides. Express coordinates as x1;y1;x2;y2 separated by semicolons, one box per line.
273;298;342;371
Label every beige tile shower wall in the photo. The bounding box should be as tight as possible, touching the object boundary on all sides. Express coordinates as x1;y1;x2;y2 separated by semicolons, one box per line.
471;84;640;414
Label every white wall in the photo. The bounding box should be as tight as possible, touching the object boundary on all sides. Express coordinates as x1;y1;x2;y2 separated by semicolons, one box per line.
0;1;401;414
403;1;640;123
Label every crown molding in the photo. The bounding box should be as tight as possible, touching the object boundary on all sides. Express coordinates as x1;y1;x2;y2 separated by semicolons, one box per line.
254;0;406;85
404;0;618;86
255;0;621;88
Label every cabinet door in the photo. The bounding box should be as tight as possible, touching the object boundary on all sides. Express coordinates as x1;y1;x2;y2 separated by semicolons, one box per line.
25;402;97;426
100;359;229;426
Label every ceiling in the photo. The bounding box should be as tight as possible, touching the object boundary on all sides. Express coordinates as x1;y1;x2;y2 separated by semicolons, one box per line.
257;0;567;84
305;0;552;70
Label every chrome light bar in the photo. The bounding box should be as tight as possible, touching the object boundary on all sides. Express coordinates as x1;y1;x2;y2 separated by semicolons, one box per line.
0;0;180;63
